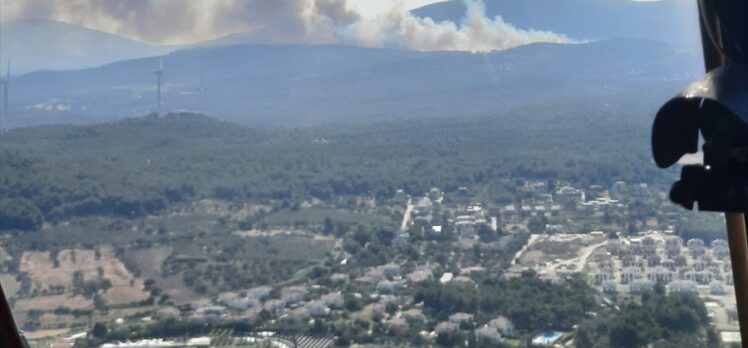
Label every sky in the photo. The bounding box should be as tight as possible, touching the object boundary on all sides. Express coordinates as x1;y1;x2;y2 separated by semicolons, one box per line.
0;0;571;52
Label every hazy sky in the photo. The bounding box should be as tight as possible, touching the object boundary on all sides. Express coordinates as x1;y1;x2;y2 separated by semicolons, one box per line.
0;0;570;52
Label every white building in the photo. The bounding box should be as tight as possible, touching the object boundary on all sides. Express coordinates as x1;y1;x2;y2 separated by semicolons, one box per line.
621;267;642;284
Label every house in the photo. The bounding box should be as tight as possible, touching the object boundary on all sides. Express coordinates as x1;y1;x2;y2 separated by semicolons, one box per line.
594;269;614;284
402;308;427;324
457;186;470;197
588;185;605;199
449;312;474;324
669;280;698;294
647;266;673;283
629;280;655;293
593;252;612;264
550;205;561;215
521;205;532;215
610;181;627;200
687;239;706;257
392;232;410;248
394;189;407;203
357;264;397;286
281;286;306;305
320;292;344;308
712;239;730;260
304;301;330;316
376;280;405;293
665;236;682;256
474;326;503;343
407;265;433;283
601;280;618;293
710;281;726;295
621;267;642;284
428;187;444;203
662;259;677;271
388;317;409;335
503;205;517;220
455;220;476;239
451;275;475;286
330;273;349;284
606;240;621;255
263;299;286;315
226;297;259;310
286;307;311;322
414;197;434;216
642;236;657;257
646;254;662;267
194;305;227;320
631;183;650;196
436;321;460;334
488;316;516;337
555;186;585;208
467;204;485;218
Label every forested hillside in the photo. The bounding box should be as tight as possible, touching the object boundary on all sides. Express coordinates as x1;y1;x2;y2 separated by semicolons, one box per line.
1;92;672;232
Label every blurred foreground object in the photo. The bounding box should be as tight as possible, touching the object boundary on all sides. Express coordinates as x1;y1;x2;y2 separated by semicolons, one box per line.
651;0;748;343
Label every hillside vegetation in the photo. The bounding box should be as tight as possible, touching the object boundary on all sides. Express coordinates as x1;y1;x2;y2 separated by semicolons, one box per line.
1;98;671;231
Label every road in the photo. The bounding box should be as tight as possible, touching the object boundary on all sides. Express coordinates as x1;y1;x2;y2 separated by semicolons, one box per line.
400;198;413;232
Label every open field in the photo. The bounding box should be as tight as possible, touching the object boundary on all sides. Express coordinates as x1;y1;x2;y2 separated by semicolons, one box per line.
22;328;70;340
19;246;148;305
518;234;606;267
124;246;200;305
235;229;336;241
162;234;335;295
260;207;394;227
0;273;20;298
15;294;93;312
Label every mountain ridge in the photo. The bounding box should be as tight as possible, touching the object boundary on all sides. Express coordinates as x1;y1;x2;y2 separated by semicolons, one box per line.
2;38;700;129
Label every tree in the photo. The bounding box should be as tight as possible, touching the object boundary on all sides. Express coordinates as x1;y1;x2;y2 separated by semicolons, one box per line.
527;216;546;234
92;322;108;339
477;224;498;242
323;217;334;234
0;198;43;231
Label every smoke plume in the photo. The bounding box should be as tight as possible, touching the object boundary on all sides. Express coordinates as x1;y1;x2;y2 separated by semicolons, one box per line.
0;0;571;51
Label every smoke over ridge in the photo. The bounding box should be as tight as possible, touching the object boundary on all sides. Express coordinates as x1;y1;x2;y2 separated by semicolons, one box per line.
0;0;572;51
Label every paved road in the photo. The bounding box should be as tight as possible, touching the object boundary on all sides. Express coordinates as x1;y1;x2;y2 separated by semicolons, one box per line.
400;198;413;232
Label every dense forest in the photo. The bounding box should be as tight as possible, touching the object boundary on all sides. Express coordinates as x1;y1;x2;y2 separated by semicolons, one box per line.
1;98;671;231
575;285;717;348
414;272;597;333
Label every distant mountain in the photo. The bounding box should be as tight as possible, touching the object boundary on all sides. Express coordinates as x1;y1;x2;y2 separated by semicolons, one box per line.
0;19;176;74
3;39;701;128
0;0;701;74
411;0;701;48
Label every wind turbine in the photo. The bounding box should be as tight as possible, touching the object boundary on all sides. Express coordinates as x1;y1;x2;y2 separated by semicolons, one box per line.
153;57;163;115
0;62;9;119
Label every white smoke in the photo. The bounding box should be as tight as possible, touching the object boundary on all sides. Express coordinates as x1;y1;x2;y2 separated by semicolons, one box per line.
0;0;571;51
